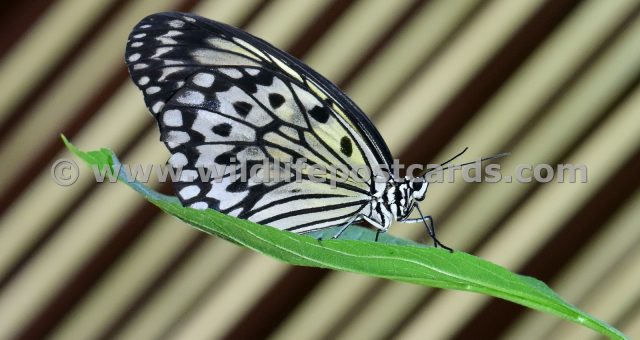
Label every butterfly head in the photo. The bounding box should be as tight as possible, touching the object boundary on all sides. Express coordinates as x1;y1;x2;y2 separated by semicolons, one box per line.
409;177;429;201
379;177;429;223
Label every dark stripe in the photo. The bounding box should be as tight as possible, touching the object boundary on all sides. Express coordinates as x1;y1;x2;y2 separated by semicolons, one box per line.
0;0;131;216
339;0;430;88
288;0;358;59
6;2;205;339
369;0;487;120
241;193;352;217
453;23;640;338
258;200;366;226
285;208;366;232
400;0;583;167
0;0;128;145
221;266;330;340
389;5;640;338
0;0;55;59
454;142;640;340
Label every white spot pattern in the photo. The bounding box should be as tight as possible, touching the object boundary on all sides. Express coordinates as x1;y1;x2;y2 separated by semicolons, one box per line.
179;170;198;182
152;47;172;58
176;90;205;105
190;202;208;210
158;67;184;81
169;152;188;167
152;101;164;113
128;53;141;62
156;30;182;45
163;109;183;126
166;130;190;144
179;185;200;200
191;109;256;142
169;19;185;28
218;68;243;79
245;68;260;76
193;73;215;87
146;86;160;94
138;76;150;85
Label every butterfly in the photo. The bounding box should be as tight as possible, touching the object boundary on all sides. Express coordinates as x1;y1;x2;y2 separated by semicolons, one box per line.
125;12;452;250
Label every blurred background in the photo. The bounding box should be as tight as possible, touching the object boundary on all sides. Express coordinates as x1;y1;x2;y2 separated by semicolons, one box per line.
1;0;639;339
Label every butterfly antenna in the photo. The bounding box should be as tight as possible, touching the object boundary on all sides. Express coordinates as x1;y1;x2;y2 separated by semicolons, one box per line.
420;150;510;177
440;147;468;167
416;147;467;177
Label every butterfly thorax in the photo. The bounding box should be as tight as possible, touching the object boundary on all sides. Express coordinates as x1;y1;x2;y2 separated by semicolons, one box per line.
368;177;429;231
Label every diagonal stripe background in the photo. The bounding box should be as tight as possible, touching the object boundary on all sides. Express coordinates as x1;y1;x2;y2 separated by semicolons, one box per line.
0;0;639;339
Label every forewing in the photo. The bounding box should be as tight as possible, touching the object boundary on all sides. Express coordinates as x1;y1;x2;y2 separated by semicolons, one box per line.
125;12;385;231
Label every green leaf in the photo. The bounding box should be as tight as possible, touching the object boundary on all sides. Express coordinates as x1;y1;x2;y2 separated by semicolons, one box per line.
64;136;627;340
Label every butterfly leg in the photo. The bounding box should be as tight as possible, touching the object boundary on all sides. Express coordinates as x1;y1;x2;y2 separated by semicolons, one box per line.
374;230;389;242
400;217;429;223
357;215;387;242
331;214;360;239
421;215;453;252
414;206;453;252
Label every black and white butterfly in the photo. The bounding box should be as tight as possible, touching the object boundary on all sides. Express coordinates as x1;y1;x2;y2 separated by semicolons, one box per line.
125;12;452;249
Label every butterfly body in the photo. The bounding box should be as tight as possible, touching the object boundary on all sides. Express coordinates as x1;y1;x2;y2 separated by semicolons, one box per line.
125;12;445;246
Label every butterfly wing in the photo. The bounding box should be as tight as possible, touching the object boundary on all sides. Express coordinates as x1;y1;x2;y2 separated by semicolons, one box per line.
125;12;392;232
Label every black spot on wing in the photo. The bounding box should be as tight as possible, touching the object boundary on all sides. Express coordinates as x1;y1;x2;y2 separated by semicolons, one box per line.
308;105;331;123
268;93;285;108
237;69;274;93
340;136;353;157
212;123;232;137
214;152;235;165
227;179;248;192
233;101;252;117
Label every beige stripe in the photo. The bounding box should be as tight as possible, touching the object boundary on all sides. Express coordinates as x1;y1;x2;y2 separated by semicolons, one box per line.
503;190;640;339
30;2;263;338
397;67;640;340
0;0;116;125
0;83;151;279
377;0;545;155
269;272;375;340
246;0;332;48
347;0;480;114
437;10;640;259
0;130;171;340
112;239;247;340
550;244;640;340
49;215;198;340
620;304;640;340
402;0;640;241
165;254;288;340
0;0;179;193
271;1;547;338
305;0;417;81
194;0;263;25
